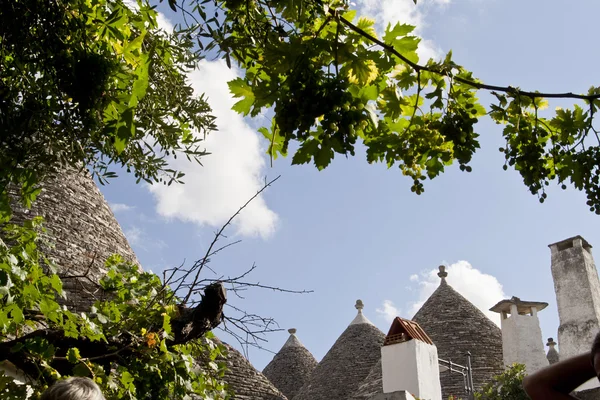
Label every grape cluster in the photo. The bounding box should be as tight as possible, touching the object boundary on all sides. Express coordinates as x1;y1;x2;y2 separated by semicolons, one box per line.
500;123;548;197
275;62;368;156
436;106;480;171
570;148;600;214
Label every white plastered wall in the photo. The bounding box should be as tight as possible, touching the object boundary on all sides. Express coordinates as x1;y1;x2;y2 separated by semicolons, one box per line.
381;340;442;400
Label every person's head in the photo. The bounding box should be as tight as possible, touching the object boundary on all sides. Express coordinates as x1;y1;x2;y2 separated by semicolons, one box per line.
41;377;105;400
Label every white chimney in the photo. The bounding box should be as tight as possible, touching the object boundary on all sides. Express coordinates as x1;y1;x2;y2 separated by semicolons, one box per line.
381;317;442;400
489;296;549;374
550;236;600;391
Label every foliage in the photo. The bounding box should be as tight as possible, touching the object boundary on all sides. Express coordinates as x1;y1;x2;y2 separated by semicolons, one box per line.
4;0;600;216
186;0;600;212
474;363;529;400
0;0;215;219
0;217;230;399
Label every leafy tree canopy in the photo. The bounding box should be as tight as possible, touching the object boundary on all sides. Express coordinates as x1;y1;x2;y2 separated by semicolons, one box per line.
3;0;600;216
214;0;600;212
0;218;235;399
1;0;215;217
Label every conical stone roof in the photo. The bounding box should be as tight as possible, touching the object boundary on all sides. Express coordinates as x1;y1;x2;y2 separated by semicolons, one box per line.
6;168;285;399
219;341;288;400
7;167;139;311
349;358;382;400
294;300;385;400
412;266;503;399
263;328;318;399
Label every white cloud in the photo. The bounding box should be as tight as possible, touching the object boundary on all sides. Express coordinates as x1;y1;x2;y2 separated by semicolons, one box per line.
124;226;143;246
357;0;449;61
141;10;278;239
407;261;506;326
110;203;134;213
409;274;419;282
124;0;174;33
124;225;168;251
147;60;279;238
155;12;174;32
377;299;400;323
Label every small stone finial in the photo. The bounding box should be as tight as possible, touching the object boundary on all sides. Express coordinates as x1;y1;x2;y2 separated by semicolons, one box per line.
355;299;364;311
288;328;297;335
350;299;373;325
546;337;559;364
438;265;448;279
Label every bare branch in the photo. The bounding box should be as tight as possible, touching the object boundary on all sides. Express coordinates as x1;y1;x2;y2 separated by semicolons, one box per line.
178;175;281;304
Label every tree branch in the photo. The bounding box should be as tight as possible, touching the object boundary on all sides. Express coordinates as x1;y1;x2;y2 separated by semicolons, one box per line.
335;12;600;101
0;282;227;379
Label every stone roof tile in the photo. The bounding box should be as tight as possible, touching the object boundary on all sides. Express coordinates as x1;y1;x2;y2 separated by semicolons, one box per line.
294;300;385;400
218;341;288;400
412;267;503;399
7;168;139;312
263;329;318;399
349;358;383;400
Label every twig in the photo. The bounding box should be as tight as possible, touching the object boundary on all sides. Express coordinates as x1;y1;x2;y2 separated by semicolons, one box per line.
179;175;281;304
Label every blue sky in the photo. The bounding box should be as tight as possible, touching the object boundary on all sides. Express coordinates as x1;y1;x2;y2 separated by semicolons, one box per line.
102;0;600;370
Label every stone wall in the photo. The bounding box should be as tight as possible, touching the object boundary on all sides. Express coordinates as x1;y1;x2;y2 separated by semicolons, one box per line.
575;387;600;400
6;168;138;311
550;236;600;361
381;340;442;400
500;311;548;373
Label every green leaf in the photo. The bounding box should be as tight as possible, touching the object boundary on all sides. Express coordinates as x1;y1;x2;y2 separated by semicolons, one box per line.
292;140;319;165
120;370;135;391
8;304;23;324
42;344;56;359
347;58;379;86
0;310;8;329
67;347;81;364
314;143;334;170
356;17;377;39
228;78;255;116
50;274;64;296
259;120;287;161
162;312;172;335
358;85;379;102
392;37;420;62
383;22;416;43
341;10;357;22
130;53;150;107
40;298;59;314
72;362;91;377
379;87;406;119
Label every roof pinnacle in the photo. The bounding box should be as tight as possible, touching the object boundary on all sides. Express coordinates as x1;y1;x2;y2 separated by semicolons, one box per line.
349;299;373;325
438;265;448;281
288;328;297;335
355;299;364;312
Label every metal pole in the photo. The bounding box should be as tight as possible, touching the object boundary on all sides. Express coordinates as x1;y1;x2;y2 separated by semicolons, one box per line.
466;351;475;400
